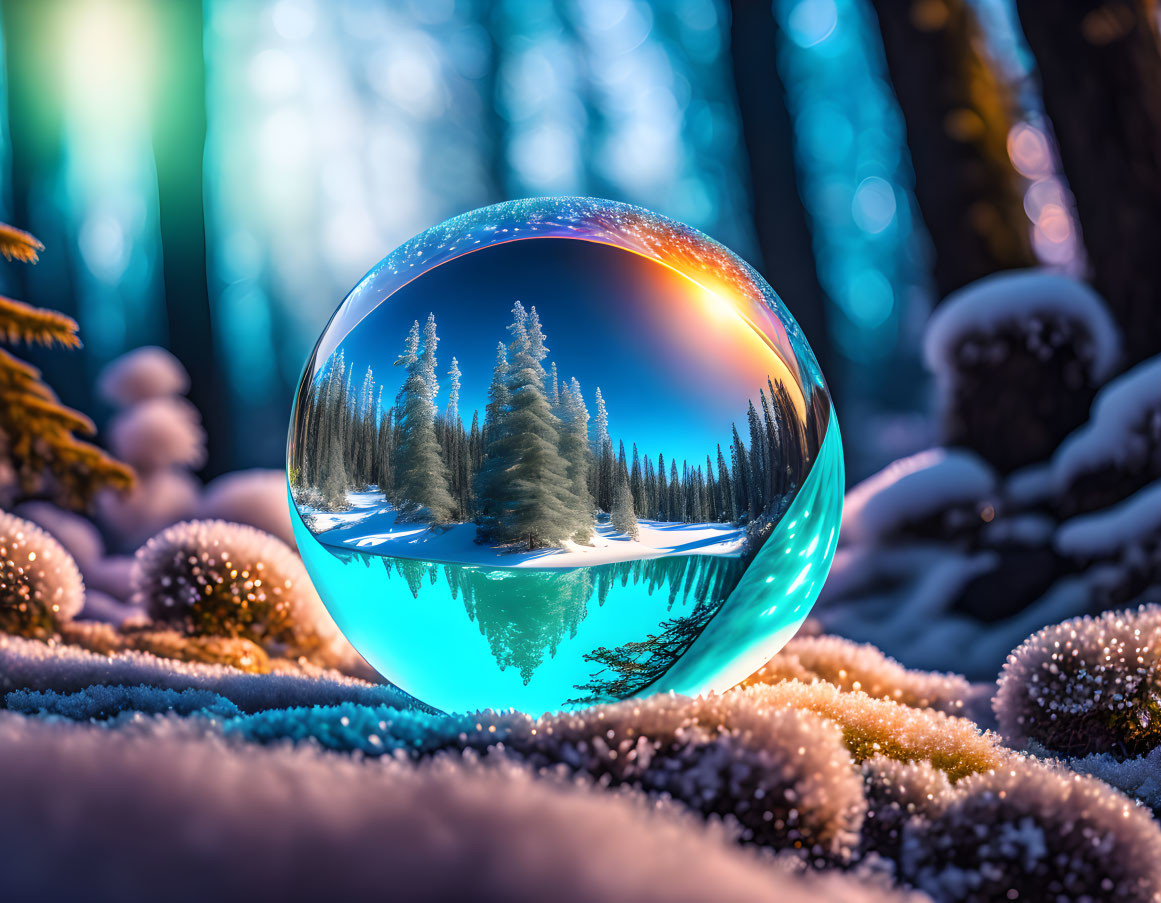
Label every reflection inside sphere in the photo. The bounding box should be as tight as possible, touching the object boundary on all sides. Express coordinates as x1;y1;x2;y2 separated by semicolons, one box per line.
288;198;842;714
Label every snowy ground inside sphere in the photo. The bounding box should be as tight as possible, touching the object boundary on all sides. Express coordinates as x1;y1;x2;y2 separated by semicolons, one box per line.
300;491;747;568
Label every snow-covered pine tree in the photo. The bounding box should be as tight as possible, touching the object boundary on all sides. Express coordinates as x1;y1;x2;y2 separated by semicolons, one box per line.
657;453;669;521
716;445;736;523
392;316;455;523
446;357;461;426
611;471;639;538
593;388;615;512
548;361;560;408
630;444;644;514
479;302;577;548
669;460;682;523
747;400;766;514
558;377;595;541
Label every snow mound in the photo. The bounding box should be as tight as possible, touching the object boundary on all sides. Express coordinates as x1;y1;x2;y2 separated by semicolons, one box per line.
1052;355;1161;491
308;491;746;567
842;448;997;545
924;270;1120;381
97;345;190;406
0;712;914;903
1056;479;1161;558
0;632;418;714
96;469;201;552
13;501;104;567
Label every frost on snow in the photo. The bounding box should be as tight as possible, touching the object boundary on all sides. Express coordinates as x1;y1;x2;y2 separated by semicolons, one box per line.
0;510;85;636
0;711;917;903
232;689;868;862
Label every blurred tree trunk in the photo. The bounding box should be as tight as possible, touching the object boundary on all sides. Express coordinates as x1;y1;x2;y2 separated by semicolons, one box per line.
151;0;226;475
727;0;832;379
1015;0;1161;368
1;0;89;414
869;0;1035;300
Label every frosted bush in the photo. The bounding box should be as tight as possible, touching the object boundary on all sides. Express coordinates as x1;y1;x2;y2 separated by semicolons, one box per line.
860;755;950;865
6;684;239;720
107;396;206;472
994;604;1161;757
0;631;416;713
197;468;295;547
96;469;200;552
234;690;867;862
746;634;973;715
131;519;339;661
924;271;1119;473
0;511;84;636
900;761;1161;903
0;712;916;903
842;448;997;546
738;683;1008;780
97;345;190;406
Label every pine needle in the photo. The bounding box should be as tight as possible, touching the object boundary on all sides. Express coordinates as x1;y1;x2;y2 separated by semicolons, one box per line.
0;222;44;263
0;295;81;349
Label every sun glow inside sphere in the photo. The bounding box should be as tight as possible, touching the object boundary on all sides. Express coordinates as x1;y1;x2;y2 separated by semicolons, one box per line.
288;198;843;714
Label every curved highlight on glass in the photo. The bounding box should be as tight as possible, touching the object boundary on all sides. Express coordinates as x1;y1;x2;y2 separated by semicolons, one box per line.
288;197;842;714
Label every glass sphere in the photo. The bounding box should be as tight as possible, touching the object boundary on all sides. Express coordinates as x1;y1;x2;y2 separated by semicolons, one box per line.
288;198;843;714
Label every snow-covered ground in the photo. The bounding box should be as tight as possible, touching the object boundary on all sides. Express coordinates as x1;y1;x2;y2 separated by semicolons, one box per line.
300;491;746;568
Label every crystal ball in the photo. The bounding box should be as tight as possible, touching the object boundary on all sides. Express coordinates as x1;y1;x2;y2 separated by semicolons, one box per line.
288;198;843;714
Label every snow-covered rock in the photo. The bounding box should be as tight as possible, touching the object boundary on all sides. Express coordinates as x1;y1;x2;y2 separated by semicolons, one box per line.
924;270;1120;382
841;448;996;546
198;468;295;548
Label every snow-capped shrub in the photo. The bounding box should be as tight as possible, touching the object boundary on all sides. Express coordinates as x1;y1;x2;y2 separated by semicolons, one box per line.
842;448;997;546
994;604;1161;757
107;396;206;472
6;684;239;720
900;761;1161;903
197;468;295;548
96;469;200;552
131;519;338;660
860;755;950;864
97;345;190;406
746;634;973;715
1052;354;1161;516
0;511;84;636
234;690;867;862
0;713;916;903
925;271;1120;473
738;682;1008;780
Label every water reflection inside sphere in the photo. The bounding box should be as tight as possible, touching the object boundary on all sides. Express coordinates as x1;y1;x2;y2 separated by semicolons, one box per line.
288;198;842;714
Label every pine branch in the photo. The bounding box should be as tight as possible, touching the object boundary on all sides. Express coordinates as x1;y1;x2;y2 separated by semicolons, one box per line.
0;218;135;507
0;222;44;263
0;295;81;348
